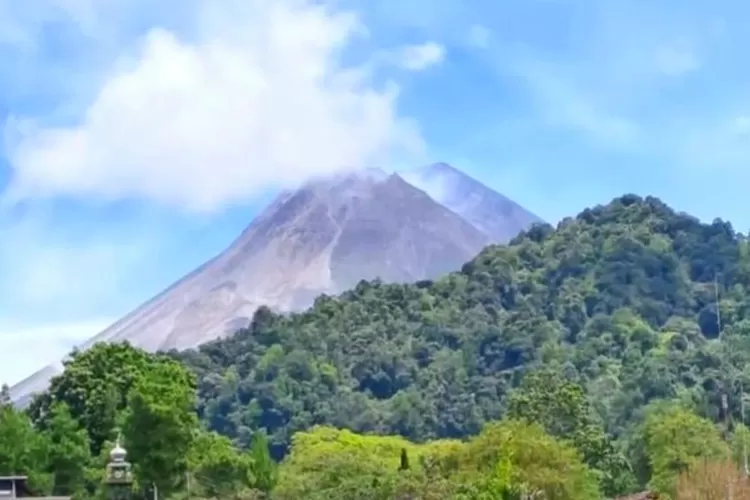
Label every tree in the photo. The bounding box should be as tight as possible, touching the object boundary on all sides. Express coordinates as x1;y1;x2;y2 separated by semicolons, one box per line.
0;404;51;492
640;403;729;496
457;451;538;500
43;402;91;496
506;368;634;496
122;359;198;498
0;384;10;406
731;422;750;470
507;369;592;438
27;342;169;455
189;430;254;498
249;430;276;492
274;426;422;500
454;420;601;500
399;448;410;471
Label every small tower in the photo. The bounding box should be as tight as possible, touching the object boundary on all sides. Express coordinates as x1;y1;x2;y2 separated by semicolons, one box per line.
105;433;133;500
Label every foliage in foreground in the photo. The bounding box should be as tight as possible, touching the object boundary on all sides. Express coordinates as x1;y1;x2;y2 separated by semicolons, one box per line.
3;344;274;499
4;342;750;499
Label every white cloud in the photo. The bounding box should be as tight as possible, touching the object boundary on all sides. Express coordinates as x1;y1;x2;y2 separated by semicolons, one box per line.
3;0;426;213
397;42;446;71
467;24;490;49
0;0;437;389
0;318;114;386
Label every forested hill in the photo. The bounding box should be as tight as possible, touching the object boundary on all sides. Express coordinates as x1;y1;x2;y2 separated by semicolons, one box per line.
13;194;750;499
176;193;750;455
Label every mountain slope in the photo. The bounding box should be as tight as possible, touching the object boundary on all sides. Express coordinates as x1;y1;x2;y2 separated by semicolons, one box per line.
402;162;544;242
12;168;507;404
174;195;748;460
23;194;750;499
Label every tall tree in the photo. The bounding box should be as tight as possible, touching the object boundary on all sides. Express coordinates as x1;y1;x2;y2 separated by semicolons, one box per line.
27;342;167;455
0;384;10;406
399;448;410;471
43;402;91;496
122;359;198;498
506;368;634;496
0;404;51;492
249;429;277;492
188;430;254;498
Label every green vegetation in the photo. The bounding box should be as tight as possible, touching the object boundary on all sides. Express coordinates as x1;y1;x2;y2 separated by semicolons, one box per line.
3;344;276;499
4;194;750;499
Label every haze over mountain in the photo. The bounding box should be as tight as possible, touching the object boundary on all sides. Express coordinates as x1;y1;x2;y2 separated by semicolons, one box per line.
10;165;541;404
402;163;544;242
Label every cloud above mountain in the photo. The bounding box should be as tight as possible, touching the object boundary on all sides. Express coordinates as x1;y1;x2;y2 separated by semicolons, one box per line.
0;0;447;385
2;0;431;213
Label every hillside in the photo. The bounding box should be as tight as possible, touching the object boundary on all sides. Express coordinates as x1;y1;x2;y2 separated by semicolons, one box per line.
17;193;750;499
177;194;750;456
11;166;539;405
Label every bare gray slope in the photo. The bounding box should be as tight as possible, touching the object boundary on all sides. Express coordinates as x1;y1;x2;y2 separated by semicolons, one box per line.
402;163;545;242
10;169;490;404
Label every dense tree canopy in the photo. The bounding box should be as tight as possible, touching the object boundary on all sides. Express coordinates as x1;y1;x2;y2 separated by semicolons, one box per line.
6;194;750;498
172;196;750;489
11;344;270;499
27;343;173;456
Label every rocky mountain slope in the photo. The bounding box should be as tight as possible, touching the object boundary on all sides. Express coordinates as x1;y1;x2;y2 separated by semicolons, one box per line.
402;163;544;241
10;165;540;404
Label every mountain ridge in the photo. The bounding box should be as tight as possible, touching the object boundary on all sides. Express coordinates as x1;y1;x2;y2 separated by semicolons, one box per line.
169;193;743;498
10;164;541;405
402;162;544;241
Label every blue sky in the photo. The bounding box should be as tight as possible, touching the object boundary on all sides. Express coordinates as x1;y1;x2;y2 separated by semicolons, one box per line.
1;0;749;385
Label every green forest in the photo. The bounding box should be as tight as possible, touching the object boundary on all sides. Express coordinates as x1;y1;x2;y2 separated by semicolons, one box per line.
5;194;750;499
